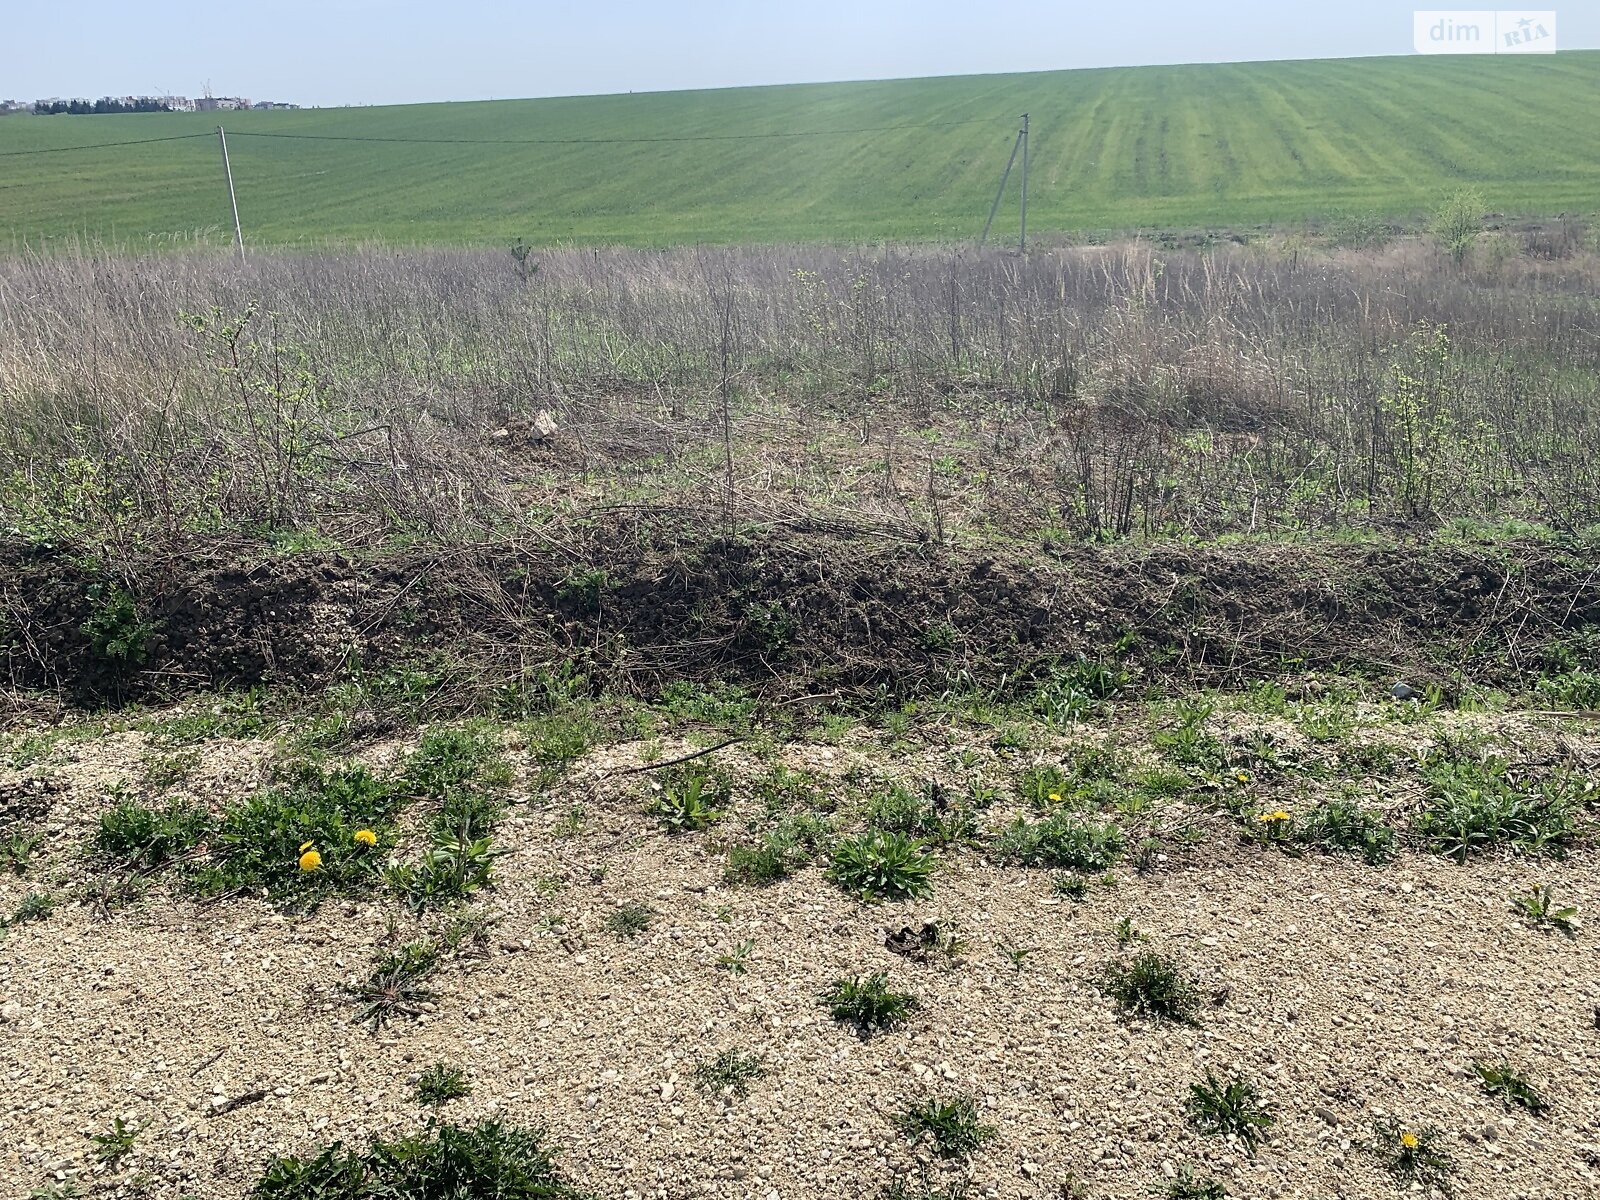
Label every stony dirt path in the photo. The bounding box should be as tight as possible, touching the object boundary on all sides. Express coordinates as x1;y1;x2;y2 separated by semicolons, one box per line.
5;792;1599;1199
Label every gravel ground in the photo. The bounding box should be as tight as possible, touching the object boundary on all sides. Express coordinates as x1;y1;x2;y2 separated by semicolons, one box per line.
3;718;1600;1200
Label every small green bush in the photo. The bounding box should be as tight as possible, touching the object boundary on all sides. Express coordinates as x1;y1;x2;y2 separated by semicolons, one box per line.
346;940;440;1028
188;763;398;901
1366;1119;1454;1196
693;1048;767;1097
403;724;511;796
865;783;975;846
606;903;655;939
1472;1059;1549;1116
724;816;830;885
647;771;723;833
1163;1166;1228;1200
1185;1070;1276;1153
413;1063;472;1107
80;583;155;666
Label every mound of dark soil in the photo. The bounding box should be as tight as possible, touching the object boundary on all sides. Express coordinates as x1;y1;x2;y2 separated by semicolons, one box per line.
3;522;1596;707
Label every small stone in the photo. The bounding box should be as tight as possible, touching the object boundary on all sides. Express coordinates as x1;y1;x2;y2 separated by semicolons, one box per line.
1314;1106;1339;1127
0;1001;22;1023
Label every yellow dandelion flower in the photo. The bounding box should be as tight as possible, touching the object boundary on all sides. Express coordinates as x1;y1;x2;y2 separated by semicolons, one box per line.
299;841;315;853
353;829;378;846
1047;793;1062;804
298;848;322;872
1254;811;1276;822
1235;771;1251;782
1400;1131;1419;1150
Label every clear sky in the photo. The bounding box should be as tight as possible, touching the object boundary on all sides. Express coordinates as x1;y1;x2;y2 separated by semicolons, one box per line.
2;1;1595;107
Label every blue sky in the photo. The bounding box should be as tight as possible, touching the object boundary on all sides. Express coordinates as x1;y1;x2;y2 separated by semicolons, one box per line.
2;1;1594;107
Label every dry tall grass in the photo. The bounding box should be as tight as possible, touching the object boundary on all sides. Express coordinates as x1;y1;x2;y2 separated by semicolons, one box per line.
1;238;1597;562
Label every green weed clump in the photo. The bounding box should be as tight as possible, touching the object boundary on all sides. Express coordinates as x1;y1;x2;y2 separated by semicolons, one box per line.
80;583;155;667
1472;1059;1549;1116
250;1120;583;1198
1162;1167;1228;1200
865;783;976;846
1185;1070;1276;1153
3;831;42;874
89;1116;142;1167
724;815;831;885
820;972;920;1034
6;891;55;926
189;763;398;901
403;724;512;795
1098;952;1202;1024
894;1094;998;1159
827;830;935;901
1414;758;1578;861
1293;798;1397;865
346;940;440;1028
1366;1119;1454;1196
694;1048;767;1097
387;789;504;914
606;903;655;939
646;770;724;833
413;1063;472;1108
1512;884;1578;935
991;812;1124;871
94;796;210;869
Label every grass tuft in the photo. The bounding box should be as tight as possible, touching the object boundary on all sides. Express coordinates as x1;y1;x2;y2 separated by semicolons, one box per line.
250;1119;582;1199
894;1094;998;1160
1098;952;1202;1025
819;972;919;1034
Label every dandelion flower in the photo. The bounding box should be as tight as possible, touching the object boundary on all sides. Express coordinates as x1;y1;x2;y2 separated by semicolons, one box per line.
298;848;322;872
299;841;315;853
1047;792;1062;804
1235;771;1251;783
353;829;378;846
1400;1131;1419;1150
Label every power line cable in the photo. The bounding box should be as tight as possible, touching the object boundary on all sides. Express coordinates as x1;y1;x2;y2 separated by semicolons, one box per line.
226;119;1005;147
0;131;214;158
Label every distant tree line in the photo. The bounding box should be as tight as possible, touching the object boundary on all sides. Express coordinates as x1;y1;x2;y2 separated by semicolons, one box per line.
35;97;173;115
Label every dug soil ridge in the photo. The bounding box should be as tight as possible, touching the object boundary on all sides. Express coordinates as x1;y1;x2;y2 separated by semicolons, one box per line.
3;529;1596;705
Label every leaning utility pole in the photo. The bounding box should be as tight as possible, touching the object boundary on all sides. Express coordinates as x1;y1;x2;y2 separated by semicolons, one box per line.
1019;112;1029;254
979;114;1031;252
980;124;1024;247
217;126;245;264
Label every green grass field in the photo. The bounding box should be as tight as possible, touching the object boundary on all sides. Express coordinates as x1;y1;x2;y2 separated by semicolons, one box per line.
2;51;1598;248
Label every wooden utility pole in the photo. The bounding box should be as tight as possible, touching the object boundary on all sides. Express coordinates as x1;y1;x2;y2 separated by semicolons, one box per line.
217;126;244;264
1019;112;1029;253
